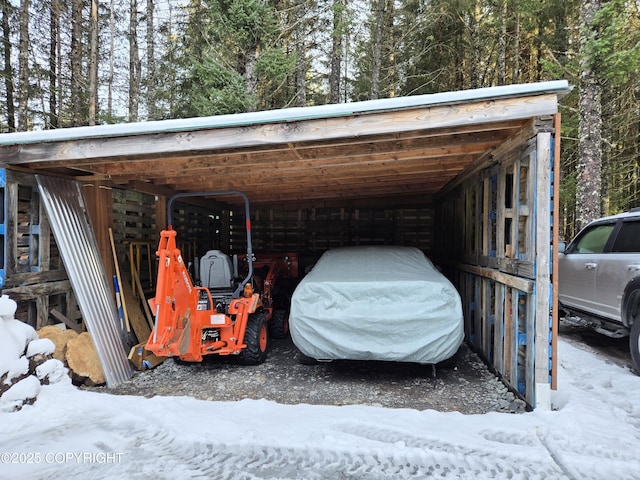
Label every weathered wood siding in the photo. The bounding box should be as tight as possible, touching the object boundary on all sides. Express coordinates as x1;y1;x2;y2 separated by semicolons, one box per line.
0;169;81;329
435;119;557;407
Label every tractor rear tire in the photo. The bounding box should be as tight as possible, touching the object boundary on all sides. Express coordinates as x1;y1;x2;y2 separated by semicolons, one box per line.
238;312;269;365
269;309;289;339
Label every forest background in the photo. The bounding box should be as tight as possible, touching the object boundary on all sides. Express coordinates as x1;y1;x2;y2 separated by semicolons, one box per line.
1;0;639;238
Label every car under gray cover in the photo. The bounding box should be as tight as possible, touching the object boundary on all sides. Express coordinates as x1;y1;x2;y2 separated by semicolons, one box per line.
289;246;464;364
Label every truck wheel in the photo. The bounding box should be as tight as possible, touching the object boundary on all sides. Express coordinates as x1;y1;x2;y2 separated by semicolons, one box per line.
238;312;269;365
269;310;289;339
630;319;640;374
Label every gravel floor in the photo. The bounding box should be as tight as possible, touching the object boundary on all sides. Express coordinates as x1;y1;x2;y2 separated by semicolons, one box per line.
89;336;527;414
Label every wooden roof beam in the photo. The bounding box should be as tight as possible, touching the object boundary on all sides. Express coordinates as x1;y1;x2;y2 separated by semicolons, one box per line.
1;95;557;165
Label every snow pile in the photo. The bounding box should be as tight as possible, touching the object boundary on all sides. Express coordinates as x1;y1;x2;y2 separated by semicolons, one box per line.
0;295;70;412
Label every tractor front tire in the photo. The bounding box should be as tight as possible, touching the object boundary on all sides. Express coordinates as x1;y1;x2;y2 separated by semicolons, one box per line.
238;312;269;365
269;309;289;339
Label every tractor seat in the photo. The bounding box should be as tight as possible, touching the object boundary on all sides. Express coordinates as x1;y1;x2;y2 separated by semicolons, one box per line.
200;250;234;290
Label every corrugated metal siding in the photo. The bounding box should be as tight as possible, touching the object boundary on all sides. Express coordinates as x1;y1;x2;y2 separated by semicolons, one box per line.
36;175;132;387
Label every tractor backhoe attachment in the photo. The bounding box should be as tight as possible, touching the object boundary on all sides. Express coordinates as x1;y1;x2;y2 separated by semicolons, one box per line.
145;191;269;364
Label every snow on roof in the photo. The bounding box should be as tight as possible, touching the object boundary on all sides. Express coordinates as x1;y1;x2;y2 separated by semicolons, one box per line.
0;81;571;146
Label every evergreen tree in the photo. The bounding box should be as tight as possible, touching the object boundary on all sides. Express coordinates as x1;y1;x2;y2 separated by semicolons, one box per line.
0;0;638;244
592;0;640;214
173;0;295;116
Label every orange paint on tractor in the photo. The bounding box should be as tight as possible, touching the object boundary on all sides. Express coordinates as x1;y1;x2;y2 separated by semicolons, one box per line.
145;228;264;362
144;190;298;365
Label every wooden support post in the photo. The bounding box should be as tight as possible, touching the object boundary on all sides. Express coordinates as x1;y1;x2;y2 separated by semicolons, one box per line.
551;114;561;390
494;283;505;373
504;287;513;383
534;132;552;409
5;182;17;277
155;194;166;239
81;179;114;285
482;176;489;256
36;296;48;329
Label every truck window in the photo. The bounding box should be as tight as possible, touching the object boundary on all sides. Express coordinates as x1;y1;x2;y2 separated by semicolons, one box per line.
573;224;615;253
611;221;640;253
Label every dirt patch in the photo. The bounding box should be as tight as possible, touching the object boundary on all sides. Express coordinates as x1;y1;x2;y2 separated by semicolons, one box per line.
87;336;527;414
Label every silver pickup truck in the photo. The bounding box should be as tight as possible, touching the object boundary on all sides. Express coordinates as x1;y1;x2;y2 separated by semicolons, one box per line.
558;208;640;374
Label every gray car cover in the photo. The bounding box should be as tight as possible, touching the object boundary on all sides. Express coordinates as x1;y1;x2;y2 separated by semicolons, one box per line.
289;246;464;364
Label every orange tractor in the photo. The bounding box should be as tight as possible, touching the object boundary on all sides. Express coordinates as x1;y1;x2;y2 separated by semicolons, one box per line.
145;191;297;364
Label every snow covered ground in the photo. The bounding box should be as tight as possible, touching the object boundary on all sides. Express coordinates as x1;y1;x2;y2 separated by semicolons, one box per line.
2;332;640;478
0;343;638;479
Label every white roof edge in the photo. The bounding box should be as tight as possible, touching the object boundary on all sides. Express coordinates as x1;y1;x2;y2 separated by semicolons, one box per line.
0;80;571;146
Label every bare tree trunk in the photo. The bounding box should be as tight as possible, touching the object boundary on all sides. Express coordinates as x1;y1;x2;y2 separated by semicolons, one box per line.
454;8;464;89
533;17;543;81
244;47;258;111
576;0;602;229
342;26;350;103
512;0;520;83
294;0;306;107
88;0;98;126
18;0;29;131
71;0;83;126
57;4;62;125
469;0;482;88
371;0;385;100
108;0;115;118
497;0;507;85
49;0;59;129
129;0;140;122
329;0;343;104
1;0;15;131
146;0;156;119
385;0;395;98
166;2;176;115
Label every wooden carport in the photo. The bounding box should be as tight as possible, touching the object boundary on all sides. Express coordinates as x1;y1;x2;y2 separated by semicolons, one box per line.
0;81;571;405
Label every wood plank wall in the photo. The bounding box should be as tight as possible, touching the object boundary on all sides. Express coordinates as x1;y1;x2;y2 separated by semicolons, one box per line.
107;191;437;294
111;191;435;277
1;169;81;329
435;119;556;408
239;206;434;271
